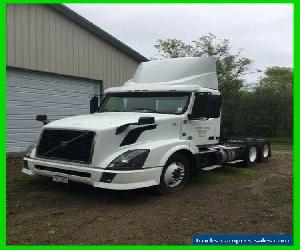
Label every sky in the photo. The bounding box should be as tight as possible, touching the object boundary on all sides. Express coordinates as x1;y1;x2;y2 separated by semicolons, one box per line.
67;4;293;83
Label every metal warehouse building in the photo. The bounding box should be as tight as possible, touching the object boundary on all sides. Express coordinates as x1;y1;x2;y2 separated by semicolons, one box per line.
6;4;147;152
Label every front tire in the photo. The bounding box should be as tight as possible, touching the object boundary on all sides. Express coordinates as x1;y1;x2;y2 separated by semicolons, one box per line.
156;153;191;194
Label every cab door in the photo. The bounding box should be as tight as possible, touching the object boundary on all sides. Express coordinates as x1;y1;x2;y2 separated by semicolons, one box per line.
181;92;221;146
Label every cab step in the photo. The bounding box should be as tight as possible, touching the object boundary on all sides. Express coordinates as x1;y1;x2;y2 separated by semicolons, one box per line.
201;165;222;171
226;160;244;164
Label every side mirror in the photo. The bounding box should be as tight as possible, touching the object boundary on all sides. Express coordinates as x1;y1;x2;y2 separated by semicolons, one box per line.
90;96;99;114
138;116;155;125
36;115;49;125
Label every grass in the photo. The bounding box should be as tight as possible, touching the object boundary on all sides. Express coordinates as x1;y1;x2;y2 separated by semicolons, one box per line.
267;136;293;146
268;137;293;151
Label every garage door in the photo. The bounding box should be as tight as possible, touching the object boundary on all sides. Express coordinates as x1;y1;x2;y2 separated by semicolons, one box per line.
6;68;102;152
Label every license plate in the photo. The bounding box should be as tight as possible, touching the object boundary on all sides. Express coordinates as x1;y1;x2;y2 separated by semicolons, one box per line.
53;175;68;184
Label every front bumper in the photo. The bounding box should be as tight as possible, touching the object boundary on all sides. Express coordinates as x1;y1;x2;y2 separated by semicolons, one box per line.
23;157;163;190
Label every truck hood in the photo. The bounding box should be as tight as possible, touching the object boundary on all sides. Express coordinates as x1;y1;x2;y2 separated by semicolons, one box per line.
42;112;184;168
45;112;180;131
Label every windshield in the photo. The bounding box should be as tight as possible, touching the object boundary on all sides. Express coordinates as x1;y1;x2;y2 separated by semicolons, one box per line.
98;92;191;115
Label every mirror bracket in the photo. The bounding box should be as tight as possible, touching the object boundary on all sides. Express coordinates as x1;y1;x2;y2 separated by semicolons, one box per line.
36;115;50;125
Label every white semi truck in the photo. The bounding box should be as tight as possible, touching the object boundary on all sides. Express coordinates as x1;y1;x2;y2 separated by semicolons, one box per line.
22;57;271;194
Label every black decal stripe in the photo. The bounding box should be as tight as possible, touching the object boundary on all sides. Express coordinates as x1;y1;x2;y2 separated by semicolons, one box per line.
116;122;137;135
120;124;157;146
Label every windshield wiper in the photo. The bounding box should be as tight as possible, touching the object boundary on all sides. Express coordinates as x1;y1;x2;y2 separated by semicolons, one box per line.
100;109;123;112
131;108;159;113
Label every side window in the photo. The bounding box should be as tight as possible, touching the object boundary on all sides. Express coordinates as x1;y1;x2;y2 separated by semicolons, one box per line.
190;93;221;119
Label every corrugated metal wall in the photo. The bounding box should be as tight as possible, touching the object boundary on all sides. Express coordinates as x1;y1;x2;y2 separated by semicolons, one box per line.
7;68;101;152
6;4;139;88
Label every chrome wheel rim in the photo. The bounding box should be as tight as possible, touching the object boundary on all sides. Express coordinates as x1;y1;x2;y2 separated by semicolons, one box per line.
164;162;185;188
249;147;257;162
263;144;269;158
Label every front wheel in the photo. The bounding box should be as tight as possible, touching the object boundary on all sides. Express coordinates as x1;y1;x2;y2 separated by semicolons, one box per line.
155;153;191;194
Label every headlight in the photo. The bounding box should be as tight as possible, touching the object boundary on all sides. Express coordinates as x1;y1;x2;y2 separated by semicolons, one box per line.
25;143;36;157
107;149;150;170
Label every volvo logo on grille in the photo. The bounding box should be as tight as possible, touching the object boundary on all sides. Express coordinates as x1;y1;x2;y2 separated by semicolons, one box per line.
60;141;69;147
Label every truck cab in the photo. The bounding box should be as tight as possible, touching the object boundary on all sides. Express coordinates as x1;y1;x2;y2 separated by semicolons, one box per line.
22;57;271;194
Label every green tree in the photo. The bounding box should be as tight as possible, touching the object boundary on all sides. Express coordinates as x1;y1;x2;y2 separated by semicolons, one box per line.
255;67;293;136
233;67;293;137
154;34;252;136
154;39;194;58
